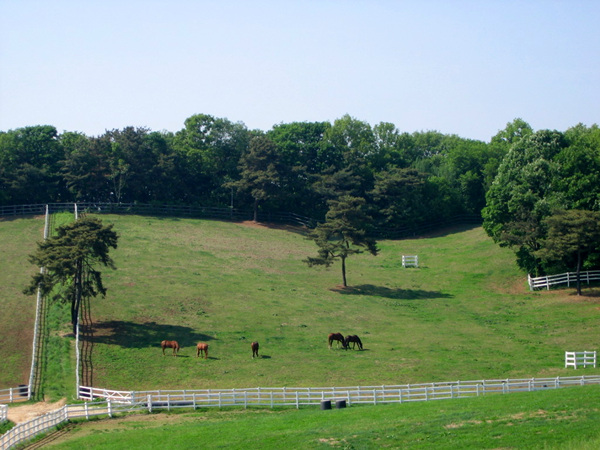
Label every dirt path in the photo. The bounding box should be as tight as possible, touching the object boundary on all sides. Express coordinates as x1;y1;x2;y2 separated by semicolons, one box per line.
7;399;67;424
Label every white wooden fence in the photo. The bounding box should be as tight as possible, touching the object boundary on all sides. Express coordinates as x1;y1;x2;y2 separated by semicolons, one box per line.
3;376;600;449
80;375;600;407
528;270;600;290
0;404;7;423
0;386;30;404
402;255;418;268
565;351;597;369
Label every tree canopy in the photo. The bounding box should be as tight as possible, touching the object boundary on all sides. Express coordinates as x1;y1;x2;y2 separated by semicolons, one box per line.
305;195;379;287
25;217;119;333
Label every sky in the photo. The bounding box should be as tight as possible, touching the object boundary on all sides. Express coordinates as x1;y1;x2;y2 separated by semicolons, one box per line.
1;0;599;142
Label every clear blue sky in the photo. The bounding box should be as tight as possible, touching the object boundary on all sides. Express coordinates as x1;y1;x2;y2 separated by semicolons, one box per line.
1;0;598;141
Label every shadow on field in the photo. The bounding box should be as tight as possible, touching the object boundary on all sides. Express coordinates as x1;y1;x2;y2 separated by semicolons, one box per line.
90;320;213;349
331;284;453;300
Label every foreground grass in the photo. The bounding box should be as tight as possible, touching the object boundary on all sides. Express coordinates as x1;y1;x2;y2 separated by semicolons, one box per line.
39;385;600;449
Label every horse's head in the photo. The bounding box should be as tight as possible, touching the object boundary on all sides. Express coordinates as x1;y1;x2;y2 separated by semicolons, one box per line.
342;336;350;349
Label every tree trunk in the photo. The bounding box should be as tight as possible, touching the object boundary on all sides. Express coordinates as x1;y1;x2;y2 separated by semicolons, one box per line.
72;258;83;334
576;249;582;296
341;256;347;287
253;198;259;222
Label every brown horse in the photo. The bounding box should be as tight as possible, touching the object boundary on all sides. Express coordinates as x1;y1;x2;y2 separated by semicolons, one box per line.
344;335;363;350
251;341;259;358
161;340;180;356
196;342;209;359
328;333;347;349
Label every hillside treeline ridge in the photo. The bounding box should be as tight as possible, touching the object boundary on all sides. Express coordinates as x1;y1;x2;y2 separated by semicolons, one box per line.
1;116;599;262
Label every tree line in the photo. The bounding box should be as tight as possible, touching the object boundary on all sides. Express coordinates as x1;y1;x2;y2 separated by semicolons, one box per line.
3;114;600;280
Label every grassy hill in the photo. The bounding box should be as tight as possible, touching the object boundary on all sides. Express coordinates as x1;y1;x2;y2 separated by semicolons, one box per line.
0;216;42;387
2;213;600;394
76;214;600;390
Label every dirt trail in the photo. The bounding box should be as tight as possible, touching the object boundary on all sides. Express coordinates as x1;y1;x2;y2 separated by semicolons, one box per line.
7;399;67;424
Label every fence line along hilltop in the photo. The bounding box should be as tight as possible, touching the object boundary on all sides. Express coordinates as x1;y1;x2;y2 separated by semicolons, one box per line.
0;202;482;239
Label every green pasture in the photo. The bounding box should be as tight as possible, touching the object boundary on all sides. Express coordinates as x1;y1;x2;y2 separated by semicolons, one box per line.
2;213;600;395
38;385;600;449
0;216;41;387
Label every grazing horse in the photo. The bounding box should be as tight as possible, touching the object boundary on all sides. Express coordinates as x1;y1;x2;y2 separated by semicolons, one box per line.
161;340;180;356
328;333;347;349
344;335;363;350
196;342;209;359
251;341;259;358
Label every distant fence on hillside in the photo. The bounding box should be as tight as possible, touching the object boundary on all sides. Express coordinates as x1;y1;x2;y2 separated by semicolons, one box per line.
0;202;317;228
0;202;481;239
528;271;600;291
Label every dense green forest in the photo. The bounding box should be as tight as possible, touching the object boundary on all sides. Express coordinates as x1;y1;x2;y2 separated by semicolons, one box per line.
2;114;600;275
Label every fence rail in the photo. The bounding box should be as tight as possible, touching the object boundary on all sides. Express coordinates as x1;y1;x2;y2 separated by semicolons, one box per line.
565;351;597;369
528;270;600;290
79;375;600;407
0;386;29;404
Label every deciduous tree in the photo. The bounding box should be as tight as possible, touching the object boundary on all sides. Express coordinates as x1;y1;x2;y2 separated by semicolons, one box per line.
535;210;600;295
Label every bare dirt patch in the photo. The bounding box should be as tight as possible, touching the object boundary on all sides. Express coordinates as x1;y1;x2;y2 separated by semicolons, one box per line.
238;220;307;233
8;398;67;424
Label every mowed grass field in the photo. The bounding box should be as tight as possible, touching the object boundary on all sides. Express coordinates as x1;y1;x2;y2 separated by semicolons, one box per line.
2;213;600;393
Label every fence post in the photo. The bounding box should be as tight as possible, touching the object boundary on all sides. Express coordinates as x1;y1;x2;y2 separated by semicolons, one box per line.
108;399;112;418
148;394;152;413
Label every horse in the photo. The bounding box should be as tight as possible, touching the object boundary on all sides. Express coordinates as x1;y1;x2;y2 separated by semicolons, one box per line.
328;333;347;349
251;341;259;358
344;335;363;350
161;340;180;356
196;342;209;359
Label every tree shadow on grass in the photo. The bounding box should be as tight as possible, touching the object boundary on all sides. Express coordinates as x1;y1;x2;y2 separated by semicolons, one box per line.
89;320;213;349
330;284;453;300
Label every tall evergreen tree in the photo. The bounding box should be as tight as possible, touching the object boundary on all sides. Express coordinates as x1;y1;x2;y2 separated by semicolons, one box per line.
24;217;119;334
305;196;378;287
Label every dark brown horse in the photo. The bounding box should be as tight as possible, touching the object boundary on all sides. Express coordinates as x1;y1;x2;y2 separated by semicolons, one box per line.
328;333;347;349
196;342;209;359
251;341;259;358
344;335;363;350
161;340;180;356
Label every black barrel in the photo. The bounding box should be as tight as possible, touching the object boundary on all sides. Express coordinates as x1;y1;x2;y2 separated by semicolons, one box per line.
335;399;346;409
320;400;332;410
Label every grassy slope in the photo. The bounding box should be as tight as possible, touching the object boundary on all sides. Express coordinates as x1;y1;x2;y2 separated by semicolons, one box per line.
0;216;43;387
81;214;600;390
3;214;600;393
